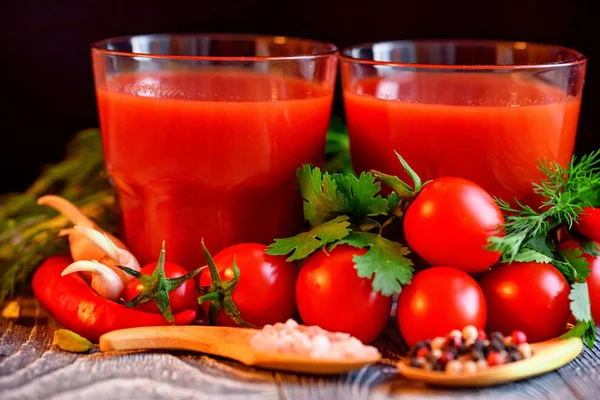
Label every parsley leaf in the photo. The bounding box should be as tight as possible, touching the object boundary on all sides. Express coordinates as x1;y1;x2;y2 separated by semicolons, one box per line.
387;192;402;214
512;248;553;264
297;164;348;226
561;279;597;348
560;247;591;281
569;282;592;322
561;320;597;349
581;241;600;257
336;232;413;296
265;215;351;261
332;172;388;218
524;233;556;258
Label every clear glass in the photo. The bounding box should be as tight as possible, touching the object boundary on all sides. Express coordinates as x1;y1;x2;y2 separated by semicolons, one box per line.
92;34;338;268
341;40;586;206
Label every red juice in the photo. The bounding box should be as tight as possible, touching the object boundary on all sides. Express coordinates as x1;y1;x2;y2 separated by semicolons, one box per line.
343;73;581;206
97;71;332;268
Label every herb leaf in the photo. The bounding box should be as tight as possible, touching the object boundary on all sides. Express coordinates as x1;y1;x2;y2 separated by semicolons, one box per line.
336;232;413;296
581;241;600;257
569;282;592;322
332;172;388;218
265;215;351;261
298;164;348;226
560;247;591;281
561;320;597;349
512;248;554;264
524;233;556;258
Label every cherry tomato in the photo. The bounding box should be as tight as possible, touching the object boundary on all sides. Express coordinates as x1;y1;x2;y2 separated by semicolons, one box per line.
479;262;570;343
124;262;199;314
296;245;392;344
403;177;504;273
576;207;600;242
199;243;297;327
560;240;600;322
397;266;487;347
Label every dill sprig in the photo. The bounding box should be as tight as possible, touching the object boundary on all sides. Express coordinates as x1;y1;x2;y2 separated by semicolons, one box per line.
0;129;118;303
489;148;600;262
488;148;600;348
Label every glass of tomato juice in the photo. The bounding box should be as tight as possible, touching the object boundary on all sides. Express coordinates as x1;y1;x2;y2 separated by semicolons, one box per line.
92;34;338;268
341;40;586;206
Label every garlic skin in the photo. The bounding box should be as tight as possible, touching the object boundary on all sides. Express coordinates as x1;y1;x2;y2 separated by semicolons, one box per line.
74;226;140;277
62;260;124;301
37;195;129;261
38;195;142;300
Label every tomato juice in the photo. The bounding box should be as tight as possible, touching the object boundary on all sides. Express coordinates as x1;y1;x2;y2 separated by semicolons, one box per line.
97;71;333;268
343;73;581;205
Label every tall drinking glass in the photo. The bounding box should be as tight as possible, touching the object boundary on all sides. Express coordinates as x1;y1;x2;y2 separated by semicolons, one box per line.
341;40;586;206
92;34;338;268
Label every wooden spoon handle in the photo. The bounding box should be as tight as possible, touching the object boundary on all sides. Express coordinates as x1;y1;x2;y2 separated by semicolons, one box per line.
99;325;257;364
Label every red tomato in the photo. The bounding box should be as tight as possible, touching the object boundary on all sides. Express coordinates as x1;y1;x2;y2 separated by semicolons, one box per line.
403;177;504;273
479;262;570;342
199;243;297;327
296;245;392;344
560;240;600;322
576;207;600;242
397;266;487;347
124;262;199;314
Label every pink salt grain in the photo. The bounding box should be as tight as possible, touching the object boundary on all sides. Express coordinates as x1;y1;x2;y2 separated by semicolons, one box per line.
250;319;379;360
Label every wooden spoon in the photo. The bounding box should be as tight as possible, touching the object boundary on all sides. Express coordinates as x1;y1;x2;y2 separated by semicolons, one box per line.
397;337;583;387
99;325;381;375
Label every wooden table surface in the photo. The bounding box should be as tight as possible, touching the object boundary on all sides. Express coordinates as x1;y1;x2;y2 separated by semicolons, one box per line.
2;295;600;400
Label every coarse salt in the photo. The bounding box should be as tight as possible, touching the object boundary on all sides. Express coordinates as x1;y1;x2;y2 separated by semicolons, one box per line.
250;319;379;360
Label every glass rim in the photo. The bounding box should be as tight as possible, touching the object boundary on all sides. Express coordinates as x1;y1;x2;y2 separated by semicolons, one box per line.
91;33;339;61
340;39;587;70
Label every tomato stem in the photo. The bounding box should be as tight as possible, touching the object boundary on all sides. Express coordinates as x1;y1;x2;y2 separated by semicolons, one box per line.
198;241;256;328
198;291;220;304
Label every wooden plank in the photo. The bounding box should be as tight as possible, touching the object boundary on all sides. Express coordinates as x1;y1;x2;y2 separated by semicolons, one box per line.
1;296;599;399
555;327;600;399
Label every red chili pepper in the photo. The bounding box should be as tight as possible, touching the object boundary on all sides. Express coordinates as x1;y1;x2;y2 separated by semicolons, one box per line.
32;255;197;342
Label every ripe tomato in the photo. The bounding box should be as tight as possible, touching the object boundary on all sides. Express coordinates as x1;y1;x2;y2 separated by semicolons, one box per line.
576;207;600;242
124;262;199;314
397;266;487;347
403;177;504;273
199;243;297;327
479;262;570;342
296;245;392;344
560;240;600;322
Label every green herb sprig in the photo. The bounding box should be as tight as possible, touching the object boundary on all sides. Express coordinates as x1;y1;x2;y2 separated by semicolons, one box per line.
488;149;600;348
0;129;117;303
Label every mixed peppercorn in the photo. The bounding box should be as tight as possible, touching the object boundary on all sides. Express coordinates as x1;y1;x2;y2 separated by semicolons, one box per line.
405;326;533;373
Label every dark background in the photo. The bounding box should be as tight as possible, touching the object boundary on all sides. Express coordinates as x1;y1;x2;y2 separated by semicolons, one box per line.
1;0;596;193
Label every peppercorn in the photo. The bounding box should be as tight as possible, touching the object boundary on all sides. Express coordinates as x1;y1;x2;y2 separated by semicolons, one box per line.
462;325;478;342
511;330;528;345
416;347;430;358
487;351;506;366
432;360;445;371
439;351;455;365
490;337;505;352
431;336;446;350
507;350;522;362
470;349;485;361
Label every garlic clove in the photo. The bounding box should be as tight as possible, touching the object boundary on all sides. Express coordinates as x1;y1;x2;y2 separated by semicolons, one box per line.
62;260;124;301
37;195;129;252
74;226;140;274
74;226;121;261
